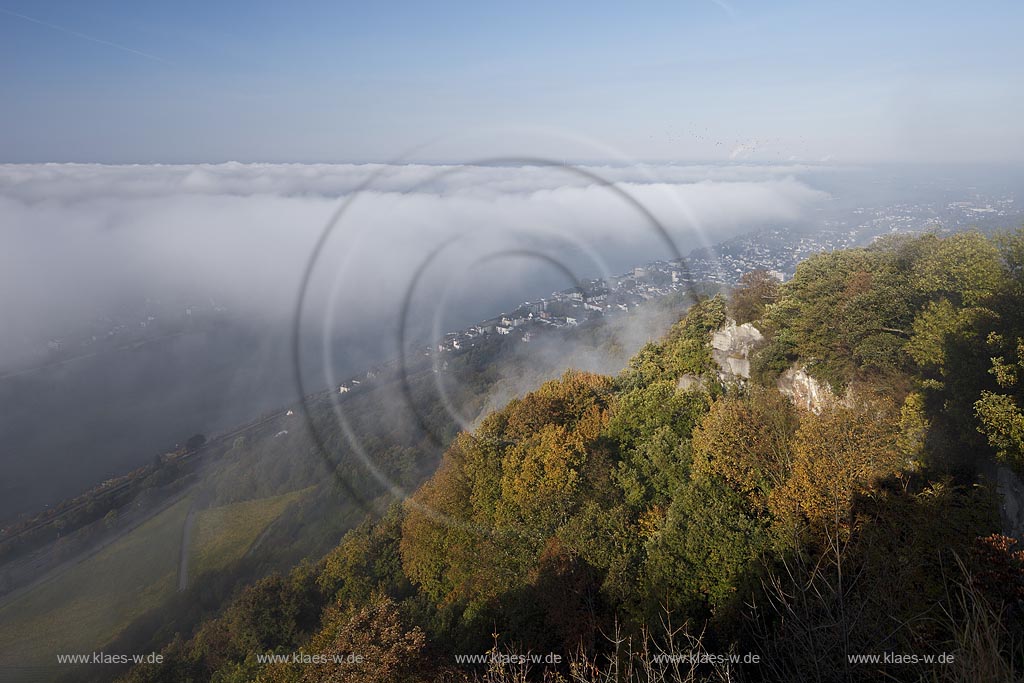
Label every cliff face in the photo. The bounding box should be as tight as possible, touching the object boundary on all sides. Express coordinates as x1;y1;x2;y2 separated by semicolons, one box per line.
677;319;763;392
776;365;835;414
697;319;840;414
710;320;763;381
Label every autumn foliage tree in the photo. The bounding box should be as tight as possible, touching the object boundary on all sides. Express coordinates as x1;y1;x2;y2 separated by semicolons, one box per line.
771;400;902;530
399;370;614;612
729;269;780;324
691;386;798;508
258;595;427;683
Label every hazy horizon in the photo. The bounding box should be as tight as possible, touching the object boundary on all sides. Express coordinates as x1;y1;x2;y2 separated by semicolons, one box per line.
2;1;1023;165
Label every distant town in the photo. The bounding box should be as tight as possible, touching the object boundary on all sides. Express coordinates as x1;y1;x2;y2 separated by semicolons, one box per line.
373;191;1021;382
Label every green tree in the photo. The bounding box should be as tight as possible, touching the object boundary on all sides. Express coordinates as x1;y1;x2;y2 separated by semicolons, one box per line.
911;230;1004;307
645;475;770;618
757;246;914;389
976;392;1024;472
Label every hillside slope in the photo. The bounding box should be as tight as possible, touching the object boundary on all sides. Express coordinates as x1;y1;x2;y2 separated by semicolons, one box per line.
118;230;1024;683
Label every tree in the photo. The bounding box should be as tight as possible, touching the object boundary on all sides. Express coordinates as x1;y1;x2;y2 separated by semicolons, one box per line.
259;595;427;683
621;296;727;388
976;392;1024;472
318;507;412;607
975;334;1024;473
691;386;798;508
905;299;993;377
757;246;914;389
399;433;488;605
497;423;585;536
400;371;614;609
911;230;1004;307
220;573;311;657
896;391;929;464
771;400;901;530
729;269;780;324
645;475;770;618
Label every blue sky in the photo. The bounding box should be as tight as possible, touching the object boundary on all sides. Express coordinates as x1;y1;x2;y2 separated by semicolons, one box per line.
1;0;1021;163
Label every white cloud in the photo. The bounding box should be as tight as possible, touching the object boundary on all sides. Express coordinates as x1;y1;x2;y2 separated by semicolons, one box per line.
0;162;829;367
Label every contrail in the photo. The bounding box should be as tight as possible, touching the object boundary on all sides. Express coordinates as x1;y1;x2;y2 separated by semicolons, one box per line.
0;6;172;65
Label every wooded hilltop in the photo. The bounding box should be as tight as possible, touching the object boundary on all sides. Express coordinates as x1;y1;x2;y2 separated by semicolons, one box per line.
119;229;1024;683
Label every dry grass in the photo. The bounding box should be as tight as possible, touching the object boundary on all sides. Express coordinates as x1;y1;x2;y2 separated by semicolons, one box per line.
924;559;1023;683
464;619;736;683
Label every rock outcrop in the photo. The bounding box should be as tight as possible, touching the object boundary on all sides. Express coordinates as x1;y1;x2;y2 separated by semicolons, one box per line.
678;320;763;392
776;365;835;413
710;320;763;381
699;321;1024;543
696;320;843;416
676;374;708;392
